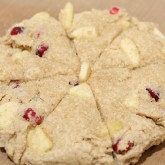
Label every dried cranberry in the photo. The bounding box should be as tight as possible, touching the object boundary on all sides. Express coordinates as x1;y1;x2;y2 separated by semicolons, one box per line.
146;88;159;102
109;7;120;15
113;139;134;155
34;116;43;125
23;108;43;125
23;108;36;121
36;44;48;57
10;26;24;35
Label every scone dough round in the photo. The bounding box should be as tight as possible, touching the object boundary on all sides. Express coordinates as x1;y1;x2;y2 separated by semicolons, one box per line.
1;4;165;165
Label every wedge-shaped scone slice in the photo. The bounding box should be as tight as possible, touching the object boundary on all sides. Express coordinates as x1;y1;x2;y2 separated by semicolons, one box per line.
21;83;114;165
59;4;134;66
0;75;76;112
89;68;165;163
102;109;165;165
94;23;165;70
0;75;77;129
0;75;77;164
0;12;79;81
89;64;165;127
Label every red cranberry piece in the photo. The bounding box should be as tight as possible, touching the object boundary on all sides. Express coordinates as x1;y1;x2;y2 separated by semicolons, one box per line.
69;80;79;86
36;44;48;57
34;116;43;125
112;139;120;153
23;108;43;125
113;139;134;155
10;26;24;35
109;7;120;15
146;88;159;102
23;108;36;121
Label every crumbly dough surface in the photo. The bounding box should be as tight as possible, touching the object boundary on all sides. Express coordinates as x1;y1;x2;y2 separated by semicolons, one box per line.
0;13;80;81
0;3;165;165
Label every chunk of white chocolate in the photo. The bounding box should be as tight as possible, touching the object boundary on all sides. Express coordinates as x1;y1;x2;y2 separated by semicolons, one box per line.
0;102;19;130
124;93;139;108
107;121;123;135
120;38;140;67
79;62;91;82
59;2;74;31
12;51;29;64
153;28;165;39
68;83;93;98
69;26;97;39
27;127;53;152
118;20;131;30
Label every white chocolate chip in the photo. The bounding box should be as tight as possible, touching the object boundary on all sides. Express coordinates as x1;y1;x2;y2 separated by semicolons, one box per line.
68;83;93;98
0;102;19;130
153;28;165;39
118;20;131;30
99;126;109;138
120;38;140;67
59;2;74;31
12;52;26;64
124;93;139;108
69;26;97;39
27;127;53;152
107;121;123;135
79;62;91;82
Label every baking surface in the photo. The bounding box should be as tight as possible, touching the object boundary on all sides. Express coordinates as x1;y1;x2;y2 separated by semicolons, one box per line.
0;0;165;164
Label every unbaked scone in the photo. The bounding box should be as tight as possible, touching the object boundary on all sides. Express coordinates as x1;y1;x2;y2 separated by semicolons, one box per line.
1;2;165;165
103;110;165;165
0;12;80;81
89;64;165;127
0;75;76;164
59;3;135;66
89;64;165;164
94;22;165;70
21;84;114;165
